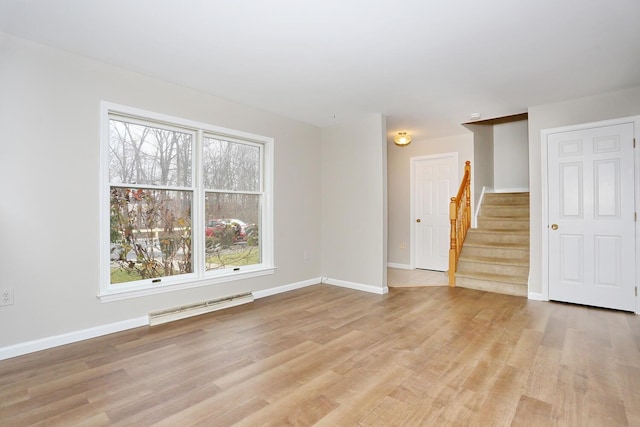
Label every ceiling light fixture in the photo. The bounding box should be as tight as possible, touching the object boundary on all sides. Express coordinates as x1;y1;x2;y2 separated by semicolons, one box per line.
394;132;412;147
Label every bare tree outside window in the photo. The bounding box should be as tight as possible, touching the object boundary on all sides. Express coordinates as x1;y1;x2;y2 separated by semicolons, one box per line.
203;137;259;191
109;120;192;186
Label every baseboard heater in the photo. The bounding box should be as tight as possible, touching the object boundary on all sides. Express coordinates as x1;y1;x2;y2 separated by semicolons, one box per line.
148;292;254;326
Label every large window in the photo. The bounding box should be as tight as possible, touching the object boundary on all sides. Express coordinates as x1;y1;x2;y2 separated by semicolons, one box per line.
100;102;273;301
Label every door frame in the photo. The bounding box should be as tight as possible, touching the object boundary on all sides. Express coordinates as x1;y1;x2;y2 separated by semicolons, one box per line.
409;152;459;270
540;115;640;314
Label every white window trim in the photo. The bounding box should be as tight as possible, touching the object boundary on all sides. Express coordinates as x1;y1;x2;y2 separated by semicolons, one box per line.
98;101;274;302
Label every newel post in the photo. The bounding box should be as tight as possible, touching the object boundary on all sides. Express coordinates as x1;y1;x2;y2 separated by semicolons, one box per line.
448;197;457;287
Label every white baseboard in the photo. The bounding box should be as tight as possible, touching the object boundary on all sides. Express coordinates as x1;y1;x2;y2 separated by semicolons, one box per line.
253;277;321;299
322;277;389;295
0;316;149;361
387;262;411;270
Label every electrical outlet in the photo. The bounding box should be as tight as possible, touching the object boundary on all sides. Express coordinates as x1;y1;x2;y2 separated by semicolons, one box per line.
0;288;14;306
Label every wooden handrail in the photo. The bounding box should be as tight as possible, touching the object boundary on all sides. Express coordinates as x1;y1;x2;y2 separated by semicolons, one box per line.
448;161;471;286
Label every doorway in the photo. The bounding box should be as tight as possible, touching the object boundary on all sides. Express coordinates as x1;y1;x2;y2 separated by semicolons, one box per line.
410;153;458;271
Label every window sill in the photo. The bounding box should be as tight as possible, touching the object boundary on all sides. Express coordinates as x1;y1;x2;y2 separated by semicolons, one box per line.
98;267;276;303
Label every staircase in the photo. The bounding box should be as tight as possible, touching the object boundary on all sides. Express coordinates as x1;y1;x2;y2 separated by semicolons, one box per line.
455;192;529;297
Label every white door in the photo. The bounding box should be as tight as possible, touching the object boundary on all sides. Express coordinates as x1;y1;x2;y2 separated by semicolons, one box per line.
547;123;635;311
412;154;457;271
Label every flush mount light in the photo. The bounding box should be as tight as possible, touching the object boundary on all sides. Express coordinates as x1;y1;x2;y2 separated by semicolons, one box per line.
394;132;412;146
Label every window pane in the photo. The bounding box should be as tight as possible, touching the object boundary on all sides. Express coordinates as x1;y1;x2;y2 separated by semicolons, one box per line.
109;119;192;187
203;137;260;191
205;192;260;271
110;187;193;284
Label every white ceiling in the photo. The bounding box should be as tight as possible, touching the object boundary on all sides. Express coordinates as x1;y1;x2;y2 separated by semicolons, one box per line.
1;0;640;140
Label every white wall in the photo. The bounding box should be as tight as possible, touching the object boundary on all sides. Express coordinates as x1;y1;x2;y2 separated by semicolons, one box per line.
321;115;388;291
387;133;474;266
494;120;529;191
464;124;493;210
528;86;640;296
0;33;323;348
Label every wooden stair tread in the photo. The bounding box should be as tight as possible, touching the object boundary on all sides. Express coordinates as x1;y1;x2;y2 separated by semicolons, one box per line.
484;194;529;197
482;200;529;204
479;216;529;220
484;191;529;195
458;255;529;267
456;271;528;285
483;200;529;205
480;201;529;205
467;228;529;235
463;241;528;250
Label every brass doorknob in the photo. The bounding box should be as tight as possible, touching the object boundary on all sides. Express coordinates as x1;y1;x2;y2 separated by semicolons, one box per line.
416;219;421;223
551;224;558;230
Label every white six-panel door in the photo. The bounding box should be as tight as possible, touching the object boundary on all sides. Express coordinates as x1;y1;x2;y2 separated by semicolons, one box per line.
547;122;635;311
412;154;457;271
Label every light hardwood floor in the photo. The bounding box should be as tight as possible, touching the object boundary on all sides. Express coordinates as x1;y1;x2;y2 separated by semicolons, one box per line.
387;267;449;287
1;285;639;426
